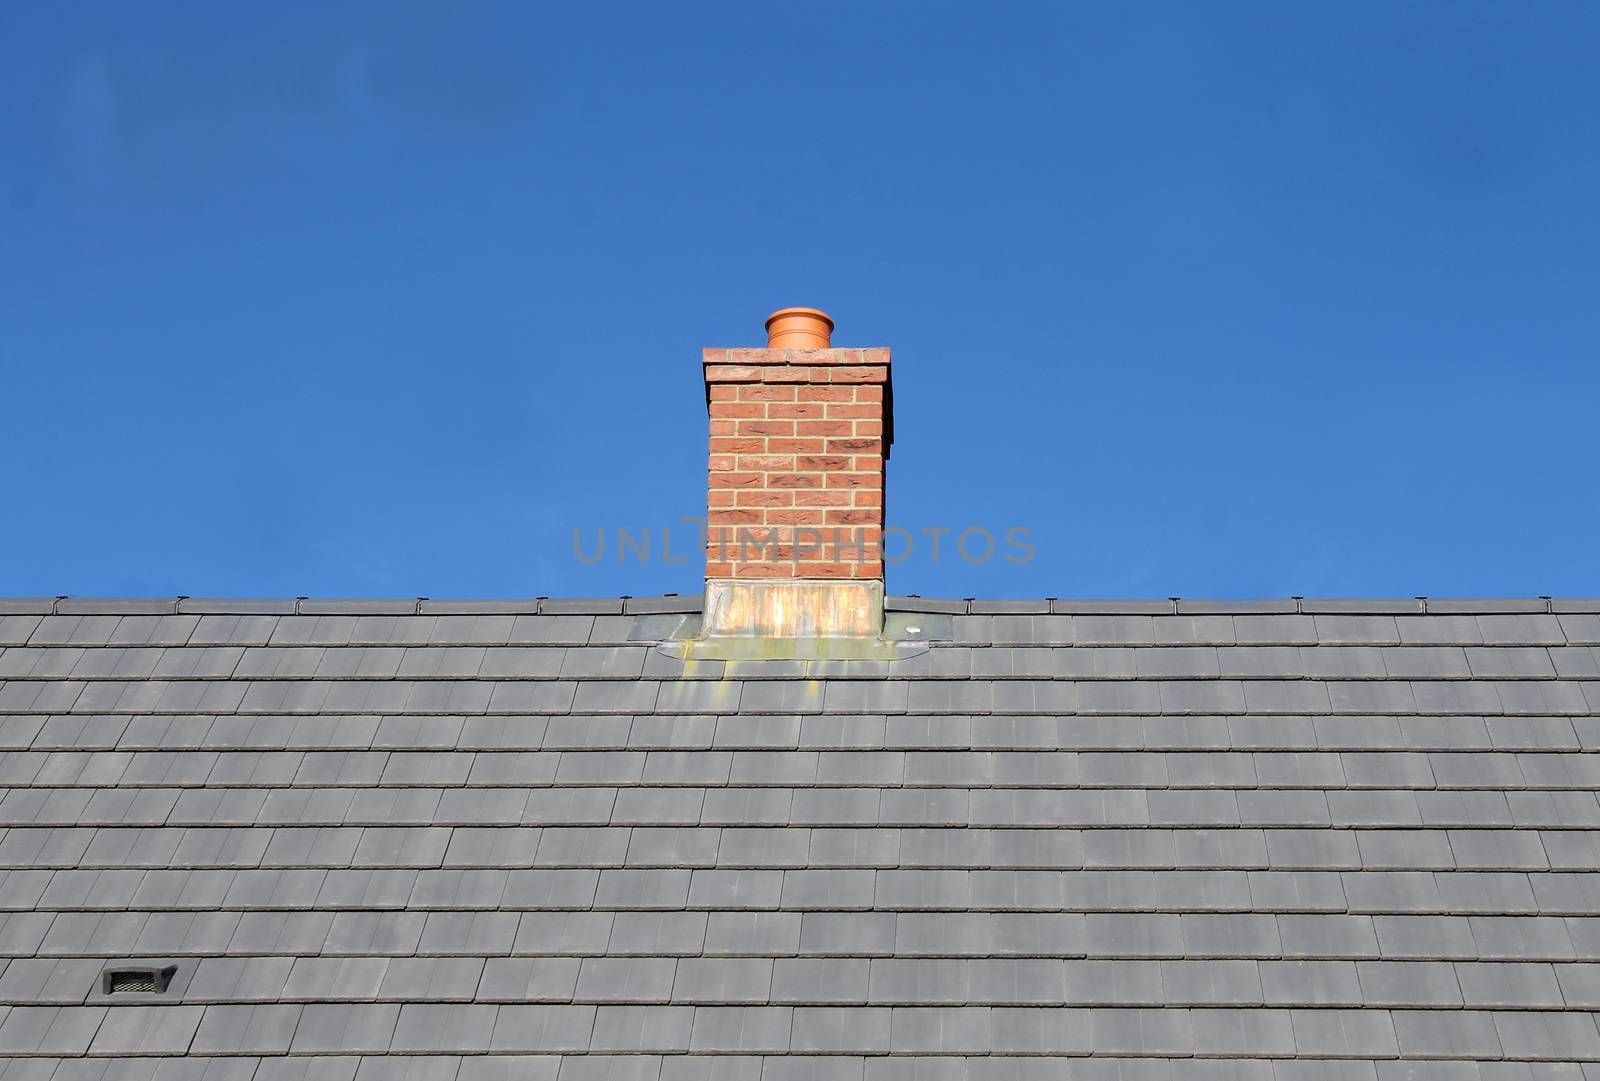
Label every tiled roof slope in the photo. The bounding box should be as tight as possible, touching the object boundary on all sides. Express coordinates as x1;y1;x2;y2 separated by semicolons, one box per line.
0;597;1598;1078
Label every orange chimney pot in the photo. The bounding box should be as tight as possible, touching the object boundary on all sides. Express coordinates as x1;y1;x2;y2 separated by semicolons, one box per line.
765;307;833;349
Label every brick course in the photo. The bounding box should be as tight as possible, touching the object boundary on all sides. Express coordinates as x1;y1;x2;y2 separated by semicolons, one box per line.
703;347;891;580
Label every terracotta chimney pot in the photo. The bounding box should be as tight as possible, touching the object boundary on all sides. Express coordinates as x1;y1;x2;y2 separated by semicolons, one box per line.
765;307;834;349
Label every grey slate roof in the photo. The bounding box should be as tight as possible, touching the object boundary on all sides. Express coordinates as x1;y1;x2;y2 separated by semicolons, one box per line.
0;596;1599;1077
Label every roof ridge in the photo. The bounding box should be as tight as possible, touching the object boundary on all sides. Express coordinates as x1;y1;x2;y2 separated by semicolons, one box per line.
1;595;1593;616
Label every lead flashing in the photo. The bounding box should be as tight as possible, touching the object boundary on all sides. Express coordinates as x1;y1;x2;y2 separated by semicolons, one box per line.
703;578;884;639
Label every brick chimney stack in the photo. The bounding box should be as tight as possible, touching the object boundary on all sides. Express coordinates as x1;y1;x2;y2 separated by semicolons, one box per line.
700;308;893;637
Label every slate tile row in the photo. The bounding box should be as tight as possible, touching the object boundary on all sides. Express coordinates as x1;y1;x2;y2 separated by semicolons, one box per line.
5;749;1600;791
10;867;1600;916
11;907;1600;962
6;1054;1600;1081
4;613;1600;650
5;824;1600;872
7;786;1600;831
6;719;1600;761
10;714;1600;754
19;955;1600;1011
4;646;1600;683
4;678;1600;716
5;1056;1600;1081
2;1003;1600;1059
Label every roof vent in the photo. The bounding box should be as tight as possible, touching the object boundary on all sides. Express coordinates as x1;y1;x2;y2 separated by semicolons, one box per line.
102;965;177;995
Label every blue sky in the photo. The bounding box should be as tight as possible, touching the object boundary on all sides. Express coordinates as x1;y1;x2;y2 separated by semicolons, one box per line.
2;3;1596;601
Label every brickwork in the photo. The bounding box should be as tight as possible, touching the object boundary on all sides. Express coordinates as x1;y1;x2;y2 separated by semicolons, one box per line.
702;347;891;580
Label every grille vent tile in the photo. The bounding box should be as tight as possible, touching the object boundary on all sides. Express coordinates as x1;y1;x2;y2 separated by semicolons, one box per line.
102;965;177;995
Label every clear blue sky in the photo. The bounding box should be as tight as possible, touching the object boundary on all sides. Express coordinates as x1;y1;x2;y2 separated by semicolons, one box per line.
3;4;1596;601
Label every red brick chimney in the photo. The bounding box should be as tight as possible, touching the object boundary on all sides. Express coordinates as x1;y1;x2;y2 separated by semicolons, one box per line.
700;308;893;637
